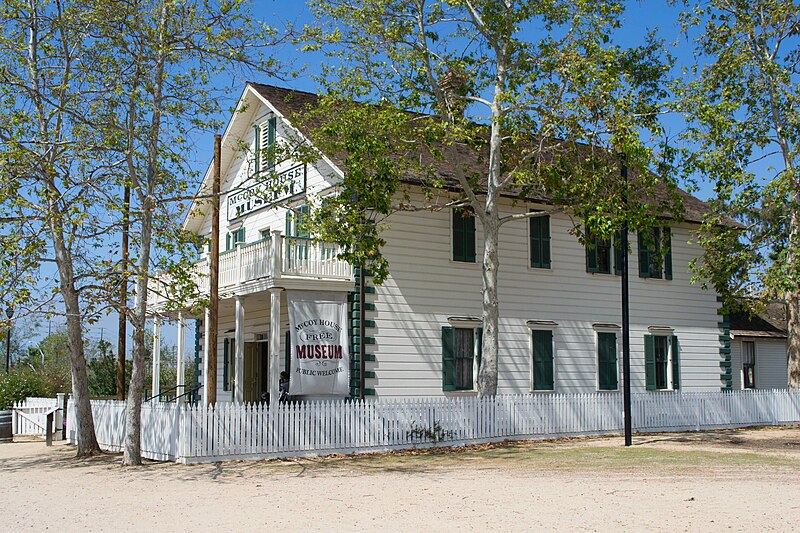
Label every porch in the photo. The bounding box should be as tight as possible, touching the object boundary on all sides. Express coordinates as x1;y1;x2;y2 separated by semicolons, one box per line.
146;231;355;408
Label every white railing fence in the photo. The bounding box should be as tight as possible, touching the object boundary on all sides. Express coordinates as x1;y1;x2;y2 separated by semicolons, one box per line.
65;390;800;463
12;397;62;437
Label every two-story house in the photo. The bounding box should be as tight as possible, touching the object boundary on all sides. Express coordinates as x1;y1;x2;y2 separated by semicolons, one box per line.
149;83;729;405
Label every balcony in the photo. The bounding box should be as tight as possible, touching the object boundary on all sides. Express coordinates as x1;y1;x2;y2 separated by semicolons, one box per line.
148;234;353;311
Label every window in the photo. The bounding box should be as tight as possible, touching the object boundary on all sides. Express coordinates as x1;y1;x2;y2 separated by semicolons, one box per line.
253;116;277;175
597;331;618;390
259;228;271;241
742;341;755;389
225;227;245;251
529;214;551;269
638;227;672;279
285;204;310;238
586;231;624;275
531;329;554;390
644;333;680;390
442;325;482;391
452;208;476;263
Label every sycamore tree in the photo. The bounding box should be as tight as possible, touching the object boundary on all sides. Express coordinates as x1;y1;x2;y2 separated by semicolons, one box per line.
299;0;679;395
81;0;279;465
0;0;118;456
677;1;800;387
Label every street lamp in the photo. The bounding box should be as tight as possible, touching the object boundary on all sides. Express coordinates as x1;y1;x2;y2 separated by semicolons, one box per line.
5;305;13;373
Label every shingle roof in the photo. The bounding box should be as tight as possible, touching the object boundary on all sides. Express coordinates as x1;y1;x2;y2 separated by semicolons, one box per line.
730;302;788;339
249;82;718;225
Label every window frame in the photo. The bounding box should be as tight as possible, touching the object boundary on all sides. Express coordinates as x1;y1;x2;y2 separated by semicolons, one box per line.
442;319;482;392
644;328;680;391
638;227;673;280
742;340;756;389
586;231;625;276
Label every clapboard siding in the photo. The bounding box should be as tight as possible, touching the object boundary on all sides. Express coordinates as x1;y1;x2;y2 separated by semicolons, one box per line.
368;190;722;397
731;337;788;390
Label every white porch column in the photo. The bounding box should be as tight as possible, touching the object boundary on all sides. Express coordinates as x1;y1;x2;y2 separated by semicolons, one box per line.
269;287;283;404
203;308;211;407
176;312;185;404
271;229;283;280
151;317;161;401
234;296;245;403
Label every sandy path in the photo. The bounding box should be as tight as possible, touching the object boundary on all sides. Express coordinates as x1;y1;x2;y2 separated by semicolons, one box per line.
3;428;800;532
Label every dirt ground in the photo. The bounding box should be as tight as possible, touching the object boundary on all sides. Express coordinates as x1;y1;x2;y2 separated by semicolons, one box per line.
3;427;800;532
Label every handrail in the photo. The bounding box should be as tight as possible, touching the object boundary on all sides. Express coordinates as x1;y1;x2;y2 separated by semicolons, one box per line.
173;385;203;404
145;384;183;403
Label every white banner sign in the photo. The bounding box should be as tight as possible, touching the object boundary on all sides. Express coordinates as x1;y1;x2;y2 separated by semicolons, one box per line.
287;291;350;396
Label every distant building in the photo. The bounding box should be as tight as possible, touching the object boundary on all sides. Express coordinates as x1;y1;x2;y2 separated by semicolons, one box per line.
730;303;788;390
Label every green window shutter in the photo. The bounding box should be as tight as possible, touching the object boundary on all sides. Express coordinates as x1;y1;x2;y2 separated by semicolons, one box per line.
253;125;260;175
442;326;456;391
598;332;617;390
664;227;673;280
638;232;649;278
586;233;598;273
285;209;293;237
237;227;245;245
644;334;656;390
671;335;680;389
614;231;624;276
225;232;231;251
452;208;476;263
223;338;229;391
532;330;554;391
285;330;291;374
267;116;277;168
530;215;551;269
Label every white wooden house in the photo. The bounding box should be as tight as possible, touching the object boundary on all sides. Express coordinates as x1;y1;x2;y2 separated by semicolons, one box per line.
148;83;730;405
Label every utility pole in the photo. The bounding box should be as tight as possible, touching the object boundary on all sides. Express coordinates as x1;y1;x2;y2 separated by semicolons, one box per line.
621;161;632;446
117;183;130;400
207;134;221;405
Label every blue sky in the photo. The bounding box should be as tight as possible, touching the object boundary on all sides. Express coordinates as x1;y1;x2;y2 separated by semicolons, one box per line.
25;1;731;350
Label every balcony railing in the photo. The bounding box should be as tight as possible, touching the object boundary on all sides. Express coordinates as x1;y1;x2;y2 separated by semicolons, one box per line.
148;234;352;309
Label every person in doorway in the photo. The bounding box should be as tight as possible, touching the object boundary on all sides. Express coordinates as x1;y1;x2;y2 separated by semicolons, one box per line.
279;371;290;403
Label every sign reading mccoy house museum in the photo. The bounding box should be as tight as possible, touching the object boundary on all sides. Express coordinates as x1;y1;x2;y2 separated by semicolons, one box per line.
227;163;306;220
287;291;350;396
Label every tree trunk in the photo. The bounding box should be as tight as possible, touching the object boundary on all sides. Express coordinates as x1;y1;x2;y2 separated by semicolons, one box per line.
478;214;501;397
122;198;154;466
788;293;800;388
63;289;101;456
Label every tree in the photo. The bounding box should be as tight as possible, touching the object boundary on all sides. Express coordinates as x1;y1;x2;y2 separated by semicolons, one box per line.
0;0;117;456
80;0;278;465
300;0;678;395
677;1;800;386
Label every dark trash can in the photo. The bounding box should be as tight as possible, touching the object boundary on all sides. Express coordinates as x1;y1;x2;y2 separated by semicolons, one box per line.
0;410;12;443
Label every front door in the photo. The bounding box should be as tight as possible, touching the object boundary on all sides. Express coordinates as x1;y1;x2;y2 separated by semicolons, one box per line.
243;341;269;403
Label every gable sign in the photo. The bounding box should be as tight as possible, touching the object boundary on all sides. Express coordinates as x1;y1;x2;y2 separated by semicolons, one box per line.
227;163;307;220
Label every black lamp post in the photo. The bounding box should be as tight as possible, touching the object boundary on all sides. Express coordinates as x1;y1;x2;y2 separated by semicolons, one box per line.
5;305;13;373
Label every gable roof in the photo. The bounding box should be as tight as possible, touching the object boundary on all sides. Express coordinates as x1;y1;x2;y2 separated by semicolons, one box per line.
247;82;718;226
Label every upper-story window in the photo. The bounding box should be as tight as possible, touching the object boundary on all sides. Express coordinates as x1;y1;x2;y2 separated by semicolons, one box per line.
452;207;476;263
529;213;551;269
586;230;624;275
253;116;277;175
638;227;672;279
225;227;245;251
285;204;310;238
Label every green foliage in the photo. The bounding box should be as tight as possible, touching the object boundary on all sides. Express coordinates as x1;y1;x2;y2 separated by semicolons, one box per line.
0;368;59;410
297;0;681;283
676;0;800;312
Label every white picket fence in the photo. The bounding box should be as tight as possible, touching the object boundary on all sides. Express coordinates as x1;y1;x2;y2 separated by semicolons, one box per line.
65;390;800;463
12;397;61;437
